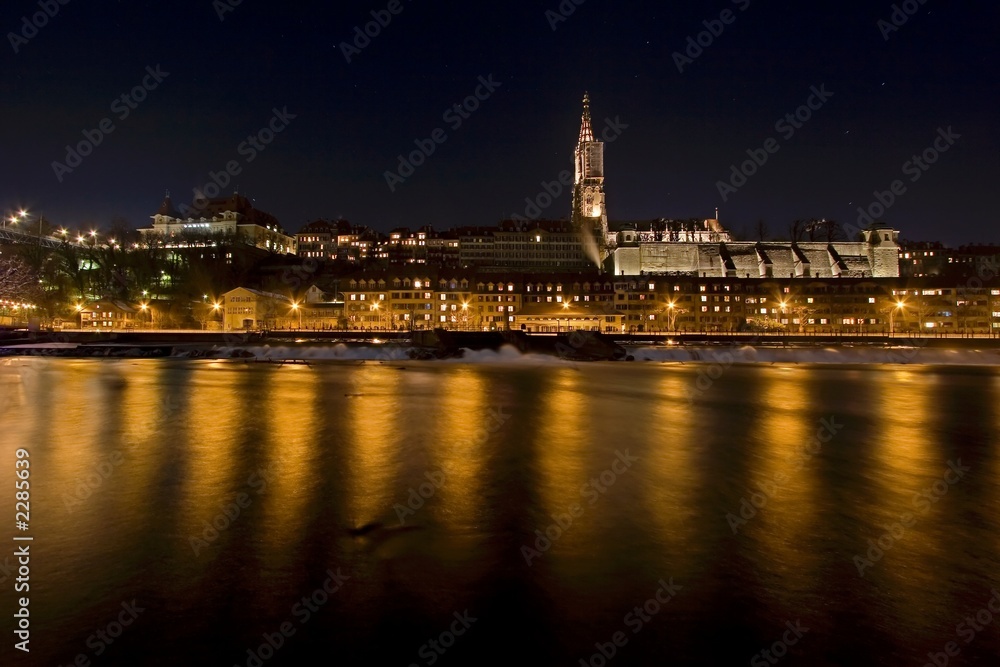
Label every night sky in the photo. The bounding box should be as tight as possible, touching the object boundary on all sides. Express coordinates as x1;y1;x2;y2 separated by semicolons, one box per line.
1;0;997;244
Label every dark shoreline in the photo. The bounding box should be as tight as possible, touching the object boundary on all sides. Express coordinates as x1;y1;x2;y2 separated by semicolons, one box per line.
3;328;1000;362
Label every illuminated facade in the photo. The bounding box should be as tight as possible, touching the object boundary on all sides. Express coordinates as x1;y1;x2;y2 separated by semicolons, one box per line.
220;287;296;331
141;193;296;255
571;92;609;255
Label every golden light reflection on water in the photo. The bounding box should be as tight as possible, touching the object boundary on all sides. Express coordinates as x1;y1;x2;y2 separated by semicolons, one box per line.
39;363;134;557
533;369;598;571
179;366;246;541
750;368;819;604
866;369;943;629
256;366;320;563
428;368;486;534
343;367;403;527
644;371;703;579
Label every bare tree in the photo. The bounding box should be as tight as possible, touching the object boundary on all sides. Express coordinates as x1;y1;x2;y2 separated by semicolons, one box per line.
754;219;769;242
0;255;40;301
789;219;807;242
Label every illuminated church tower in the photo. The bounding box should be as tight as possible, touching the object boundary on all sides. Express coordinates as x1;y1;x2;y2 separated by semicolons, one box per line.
571;92;609;254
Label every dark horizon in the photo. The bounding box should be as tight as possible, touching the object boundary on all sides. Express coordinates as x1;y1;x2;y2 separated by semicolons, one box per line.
1;1;997;245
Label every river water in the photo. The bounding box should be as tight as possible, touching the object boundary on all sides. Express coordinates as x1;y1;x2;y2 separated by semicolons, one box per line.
1;357;999;666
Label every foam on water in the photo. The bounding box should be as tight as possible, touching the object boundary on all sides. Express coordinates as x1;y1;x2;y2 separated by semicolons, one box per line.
626;344;1000;365
184;342;1000;366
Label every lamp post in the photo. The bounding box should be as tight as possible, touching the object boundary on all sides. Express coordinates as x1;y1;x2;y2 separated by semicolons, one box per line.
889;301;905;336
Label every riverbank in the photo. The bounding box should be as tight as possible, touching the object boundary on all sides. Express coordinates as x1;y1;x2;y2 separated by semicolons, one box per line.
4;328;1000;363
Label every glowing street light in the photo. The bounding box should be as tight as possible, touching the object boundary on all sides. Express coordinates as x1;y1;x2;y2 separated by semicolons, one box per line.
887;299;906;336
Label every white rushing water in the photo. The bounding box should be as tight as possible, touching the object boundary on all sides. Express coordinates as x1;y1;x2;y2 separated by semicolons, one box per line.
188;342;1000;366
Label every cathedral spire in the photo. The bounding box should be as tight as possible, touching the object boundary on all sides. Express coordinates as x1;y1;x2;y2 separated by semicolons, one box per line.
579;91;594;144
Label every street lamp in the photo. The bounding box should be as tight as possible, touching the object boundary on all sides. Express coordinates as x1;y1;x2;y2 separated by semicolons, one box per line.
291;302;302;329
887;300;905;336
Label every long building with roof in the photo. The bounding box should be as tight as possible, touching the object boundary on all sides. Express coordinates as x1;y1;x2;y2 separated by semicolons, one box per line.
558;93;901;279
140;192;296;254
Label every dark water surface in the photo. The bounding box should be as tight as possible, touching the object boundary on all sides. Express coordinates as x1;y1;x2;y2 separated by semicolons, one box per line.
1;358;999;666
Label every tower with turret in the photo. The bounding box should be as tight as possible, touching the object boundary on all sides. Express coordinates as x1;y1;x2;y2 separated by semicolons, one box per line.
571;93;609;256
